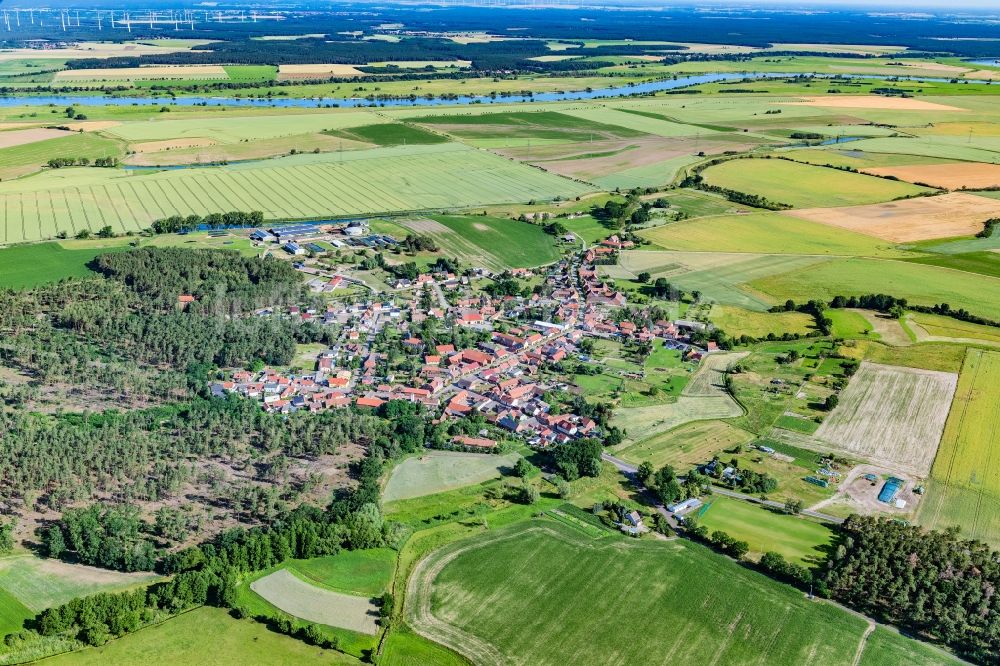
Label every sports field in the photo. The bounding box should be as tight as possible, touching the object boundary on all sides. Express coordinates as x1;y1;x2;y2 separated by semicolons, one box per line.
641;212;911;257
700;159;929;208
250;569;380;635
750;257;1000;321
408;520;898;666
0;144;592;244
44;607;355;666
695;495;835;565
917;350;1000;543
812;362;958;476
383;450;521;503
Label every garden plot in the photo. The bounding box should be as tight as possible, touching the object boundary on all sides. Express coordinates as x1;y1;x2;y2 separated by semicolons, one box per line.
811;362;958;476
787;193;1000;243
250;569;379;635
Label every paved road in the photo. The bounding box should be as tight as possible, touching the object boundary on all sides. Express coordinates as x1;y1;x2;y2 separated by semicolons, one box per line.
601;453;843;525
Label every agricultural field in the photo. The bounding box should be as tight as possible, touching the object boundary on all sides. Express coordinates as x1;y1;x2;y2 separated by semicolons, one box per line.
616;250;831;311
905;251;1000;280
694;495;835;566
0;131;124;180
325;123;448;147
749;257;1000;321
408;520;903;666
616;420;755;469
907;312;1000;347
699;158;930;208
383;451;521;503
250;569;380;635
613;395;744;443
788;193;1000;243
641;212;913;257
0;144;592;244
811;362;958;476
0;556;159;614
859;628;964;666
428;215;563;269
282;549;395;598
409;110;647;146
0;242;110;288
865;162;1000;190
917;350;1000;544
43;607;356;666
54;65;231;82
709;305;815;339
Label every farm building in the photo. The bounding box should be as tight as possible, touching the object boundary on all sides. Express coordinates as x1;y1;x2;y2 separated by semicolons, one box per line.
878;477;905;504
271;224;324;241
283;242;305;256
667;498;702;515
250;229;277;242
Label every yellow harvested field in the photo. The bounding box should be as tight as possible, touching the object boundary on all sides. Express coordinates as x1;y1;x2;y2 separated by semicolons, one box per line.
55;65;229;81
0;128;69;149
786;193;1000;243
60;121;122;132
369;60;472;68
813;362;958;476
866;162;1000;190
277;63;366;78
0;41;198;61
780;96;965;112
131;137;219;153
966;70;1000;81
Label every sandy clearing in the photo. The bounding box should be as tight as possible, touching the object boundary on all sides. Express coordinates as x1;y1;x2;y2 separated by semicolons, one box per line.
278;63;366;78
250;569;379;635
0;128;69;149
131;137;219;153
780;96;965;112
812;362;957;477
786;193;1000;242
866;162;1000;190
55;65;229;81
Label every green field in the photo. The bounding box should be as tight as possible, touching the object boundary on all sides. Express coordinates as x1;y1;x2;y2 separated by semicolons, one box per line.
105;111;386;144
828;309;875;339
917;350;1000;544
383;451;521;504
700;158;929;208
709;304;815;338
860;628;963;666
642;212;912;257
0;144;592;244
44;607;358;665
617;250;830;311
327;123;448;146
0;132;123;180
408;520;912;666
410;110;647;144
695;495;835;565
0;242;106;287
750;257;1000;321
426;215;564;269
616;419;755;469
905;251;1000;279
0;586;32;637
283;549;395;598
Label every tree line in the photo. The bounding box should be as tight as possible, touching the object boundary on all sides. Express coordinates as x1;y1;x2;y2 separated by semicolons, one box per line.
150;211;265;234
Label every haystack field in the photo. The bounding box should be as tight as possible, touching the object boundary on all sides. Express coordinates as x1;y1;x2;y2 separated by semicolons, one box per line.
866;162;1000;190
812;362;958;476
787;193;1000;242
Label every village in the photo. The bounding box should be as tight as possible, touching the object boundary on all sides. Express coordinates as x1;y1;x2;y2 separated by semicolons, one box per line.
213;221;720;453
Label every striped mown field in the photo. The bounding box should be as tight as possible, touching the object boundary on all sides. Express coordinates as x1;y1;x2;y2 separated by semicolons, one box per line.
0;143;592;244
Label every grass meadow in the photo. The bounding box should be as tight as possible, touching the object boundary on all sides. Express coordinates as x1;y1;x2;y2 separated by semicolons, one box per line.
410;520;890;666
641;212;911;257
749;257;1000;321
859;628;963;666
0;242;107;287
383;451;520;504
431;215;564;268
0;132;123;180
917;350;1000;544
709;304;815;339
617;419;755;469
700;158;929;208
283;549;395;598
43;607;358;665
694;495;835;565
